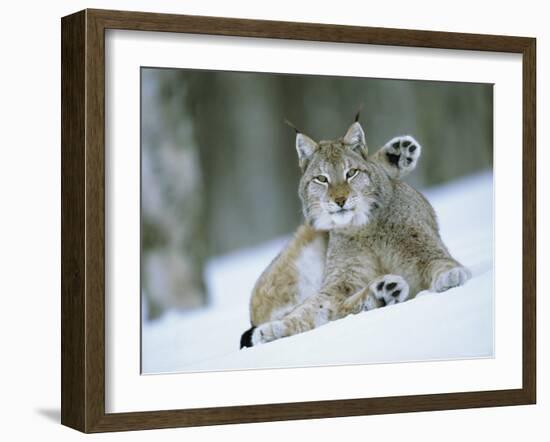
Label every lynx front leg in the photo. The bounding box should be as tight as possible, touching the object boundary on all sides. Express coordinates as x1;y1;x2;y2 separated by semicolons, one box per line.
371;135;421;179
247;292;334;346
240;226;327;348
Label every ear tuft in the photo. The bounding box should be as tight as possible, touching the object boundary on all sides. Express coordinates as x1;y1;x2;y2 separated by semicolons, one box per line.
354;104;363;123
284;118;301;134
296;133;317;169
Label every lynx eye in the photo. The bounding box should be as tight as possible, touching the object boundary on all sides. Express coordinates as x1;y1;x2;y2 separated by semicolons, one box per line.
313;175;329;184
346;168;359;180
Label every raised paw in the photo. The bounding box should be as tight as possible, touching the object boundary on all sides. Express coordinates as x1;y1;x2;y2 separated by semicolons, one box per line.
365;274;410;310
431;266;472;293
382;135;421;175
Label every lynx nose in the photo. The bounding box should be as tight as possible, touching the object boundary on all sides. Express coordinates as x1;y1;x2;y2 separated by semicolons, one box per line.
334;196;347;208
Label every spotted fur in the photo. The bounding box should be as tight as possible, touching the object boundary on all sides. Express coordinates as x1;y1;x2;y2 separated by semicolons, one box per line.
242;121;470;347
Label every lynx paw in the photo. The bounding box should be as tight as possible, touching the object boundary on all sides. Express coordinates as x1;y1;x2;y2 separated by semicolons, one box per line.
243;321;285;347
431;266;471;293
382;135;421;175
364;274;410;310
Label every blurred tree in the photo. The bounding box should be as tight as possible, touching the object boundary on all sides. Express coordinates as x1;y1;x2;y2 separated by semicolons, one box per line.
141;69;207;319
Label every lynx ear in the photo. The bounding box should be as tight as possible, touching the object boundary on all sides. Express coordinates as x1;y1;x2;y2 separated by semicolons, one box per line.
296;133;318;169
343;122;368;159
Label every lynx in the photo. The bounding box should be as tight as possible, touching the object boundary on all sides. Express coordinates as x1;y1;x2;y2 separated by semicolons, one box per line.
240;117;471;348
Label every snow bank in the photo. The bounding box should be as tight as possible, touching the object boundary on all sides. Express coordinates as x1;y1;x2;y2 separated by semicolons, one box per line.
142;171;493;374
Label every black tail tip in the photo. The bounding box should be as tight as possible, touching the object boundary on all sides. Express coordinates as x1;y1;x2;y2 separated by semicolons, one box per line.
240;326;256;349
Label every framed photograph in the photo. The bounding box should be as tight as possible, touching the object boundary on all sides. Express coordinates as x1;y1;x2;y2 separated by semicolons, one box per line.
61;9;536;433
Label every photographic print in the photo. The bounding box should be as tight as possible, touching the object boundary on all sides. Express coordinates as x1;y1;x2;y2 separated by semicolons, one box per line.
61;10;535;431
140;68;493;374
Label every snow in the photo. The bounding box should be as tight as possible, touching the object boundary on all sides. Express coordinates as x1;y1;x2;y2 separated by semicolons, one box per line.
142;171;493;374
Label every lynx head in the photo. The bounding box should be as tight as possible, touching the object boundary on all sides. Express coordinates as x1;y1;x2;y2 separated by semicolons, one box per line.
294;120;388;231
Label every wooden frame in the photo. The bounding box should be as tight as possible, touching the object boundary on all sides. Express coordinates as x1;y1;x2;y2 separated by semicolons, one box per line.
61;8;536;433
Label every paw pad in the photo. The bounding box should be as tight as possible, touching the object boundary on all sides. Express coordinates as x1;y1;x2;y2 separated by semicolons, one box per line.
368;274;410;309
384;135;421;171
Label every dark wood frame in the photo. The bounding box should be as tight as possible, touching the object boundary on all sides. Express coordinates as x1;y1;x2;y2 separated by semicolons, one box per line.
61;8;536;433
